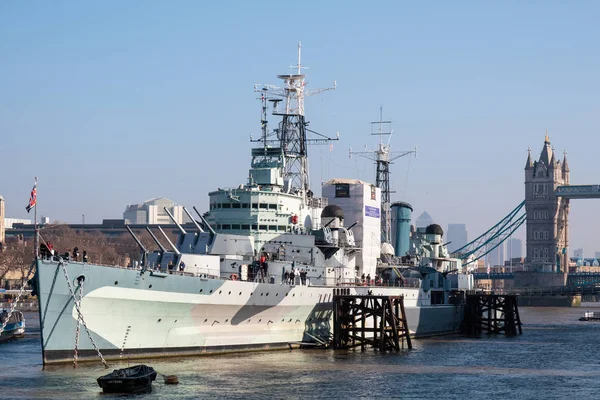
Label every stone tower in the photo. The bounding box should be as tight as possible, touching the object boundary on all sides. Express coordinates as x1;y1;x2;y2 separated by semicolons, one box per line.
0;195;5;244
524;133;570;271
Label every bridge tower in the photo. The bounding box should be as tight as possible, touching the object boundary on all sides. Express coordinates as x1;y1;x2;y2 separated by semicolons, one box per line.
524;133;570;272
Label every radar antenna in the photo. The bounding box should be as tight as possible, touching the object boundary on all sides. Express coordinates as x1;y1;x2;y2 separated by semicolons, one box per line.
349;107;417;244
252;42;337;203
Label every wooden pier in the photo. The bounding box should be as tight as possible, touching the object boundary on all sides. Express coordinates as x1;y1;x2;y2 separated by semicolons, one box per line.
463;294;522;336
333;295;412;351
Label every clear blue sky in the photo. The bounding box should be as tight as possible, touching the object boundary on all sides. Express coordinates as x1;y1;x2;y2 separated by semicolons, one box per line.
2;1;599;256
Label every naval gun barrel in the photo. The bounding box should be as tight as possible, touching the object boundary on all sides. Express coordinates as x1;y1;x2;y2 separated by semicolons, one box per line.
183;207;204;233
193;206;216;235
164;207;187;235
126;226;148;253
146;227;167;253
157;225;181;256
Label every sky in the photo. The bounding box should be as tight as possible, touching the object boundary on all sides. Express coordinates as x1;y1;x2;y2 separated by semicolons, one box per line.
1;1;599;257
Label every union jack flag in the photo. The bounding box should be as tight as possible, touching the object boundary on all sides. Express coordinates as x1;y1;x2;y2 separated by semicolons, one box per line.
26;178;37;213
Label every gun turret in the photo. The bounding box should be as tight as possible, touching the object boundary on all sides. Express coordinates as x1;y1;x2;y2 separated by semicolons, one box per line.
193;206;216;235
126;226;147;253
164;207;187;235
146;227;167;254
157;226;181;256
183;207;204;233
126;226;148;266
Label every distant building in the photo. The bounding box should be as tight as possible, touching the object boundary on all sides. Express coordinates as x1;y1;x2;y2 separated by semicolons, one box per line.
447;223;468;253
573;248;584;258
595;251;600;259
4;218;33;229
487;242;505;267
507;238;523;259
0;195;4;244
415;211;433;229
123;198;191;225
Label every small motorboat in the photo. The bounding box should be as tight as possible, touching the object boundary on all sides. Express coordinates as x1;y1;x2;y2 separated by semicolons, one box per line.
0;310;25;344
97;364;157;393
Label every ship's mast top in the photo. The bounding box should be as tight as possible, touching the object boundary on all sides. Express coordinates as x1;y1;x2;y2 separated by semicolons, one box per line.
350;108;417;244
252;43;337;203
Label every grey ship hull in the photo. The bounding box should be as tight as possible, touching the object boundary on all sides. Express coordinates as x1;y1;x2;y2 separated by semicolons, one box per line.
35;259;463;365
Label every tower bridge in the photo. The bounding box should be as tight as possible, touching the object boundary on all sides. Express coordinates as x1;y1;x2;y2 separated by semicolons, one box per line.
454;133;600;284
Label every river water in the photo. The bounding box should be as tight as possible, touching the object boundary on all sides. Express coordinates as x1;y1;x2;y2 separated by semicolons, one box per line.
1;307;600;399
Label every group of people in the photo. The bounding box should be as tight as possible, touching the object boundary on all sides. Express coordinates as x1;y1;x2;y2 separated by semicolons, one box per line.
283;261;308;285
39;243;88;262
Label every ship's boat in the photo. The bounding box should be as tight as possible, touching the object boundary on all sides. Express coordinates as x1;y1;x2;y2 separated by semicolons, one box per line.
97;364;157;393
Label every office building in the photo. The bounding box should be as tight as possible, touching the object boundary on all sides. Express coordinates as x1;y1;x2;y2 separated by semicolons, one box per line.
124;198;191;225
447;223;468;253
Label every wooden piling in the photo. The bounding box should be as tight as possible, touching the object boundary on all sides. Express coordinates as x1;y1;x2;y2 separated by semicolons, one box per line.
333;295;412;351
463;294;522;336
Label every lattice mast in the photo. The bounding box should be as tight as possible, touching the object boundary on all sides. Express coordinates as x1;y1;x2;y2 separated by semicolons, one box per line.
253;42;336;204
350;108;417;244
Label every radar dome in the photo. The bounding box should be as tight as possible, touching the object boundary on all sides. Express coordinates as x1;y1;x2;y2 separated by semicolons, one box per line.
425;224;443;236
321;204;344;220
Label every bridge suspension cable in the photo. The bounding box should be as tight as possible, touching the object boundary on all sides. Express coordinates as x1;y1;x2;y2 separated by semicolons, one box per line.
453;201;526;266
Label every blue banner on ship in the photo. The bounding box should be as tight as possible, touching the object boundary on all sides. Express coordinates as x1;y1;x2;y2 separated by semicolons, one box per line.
365;205;380;218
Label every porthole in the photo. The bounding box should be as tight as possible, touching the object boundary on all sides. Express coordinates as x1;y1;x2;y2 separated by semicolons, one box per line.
258;319;262;323
266;293;269;296
149;285;152;289
228;291;231;295
200;289;203;293
225;319;229;323
157;319;161;322
239;292;242;295
210;290;213;293
219;290;222;294
204;319;208;322
174;320;177;323
114;281;118;285
261;293;263;296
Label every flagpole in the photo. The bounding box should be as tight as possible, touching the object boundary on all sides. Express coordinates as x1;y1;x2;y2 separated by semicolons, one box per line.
34;177;38;259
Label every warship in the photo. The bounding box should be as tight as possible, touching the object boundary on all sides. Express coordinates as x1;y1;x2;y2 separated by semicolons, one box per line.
33;44;471;365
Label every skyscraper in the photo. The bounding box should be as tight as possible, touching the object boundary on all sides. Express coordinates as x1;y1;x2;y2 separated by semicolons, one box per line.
487;242;505;267
447;223;468;253
507;238;523;259
573;248;584;258
415;211;433;229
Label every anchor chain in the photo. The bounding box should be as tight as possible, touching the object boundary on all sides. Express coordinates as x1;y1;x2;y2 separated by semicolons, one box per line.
73;278;84;367
59;261;109;369
0;263;35;335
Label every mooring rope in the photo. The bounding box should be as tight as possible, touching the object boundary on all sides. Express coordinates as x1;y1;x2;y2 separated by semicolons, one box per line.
73;278;84;367
59;260;109;369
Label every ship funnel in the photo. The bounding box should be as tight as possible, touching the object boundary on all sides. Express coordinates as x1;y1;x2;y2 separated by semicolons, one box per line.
183;207;204;233
146;227;167;253
157;226;181;256
164;208;187;235
391;202;413;257
193;206;216;235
